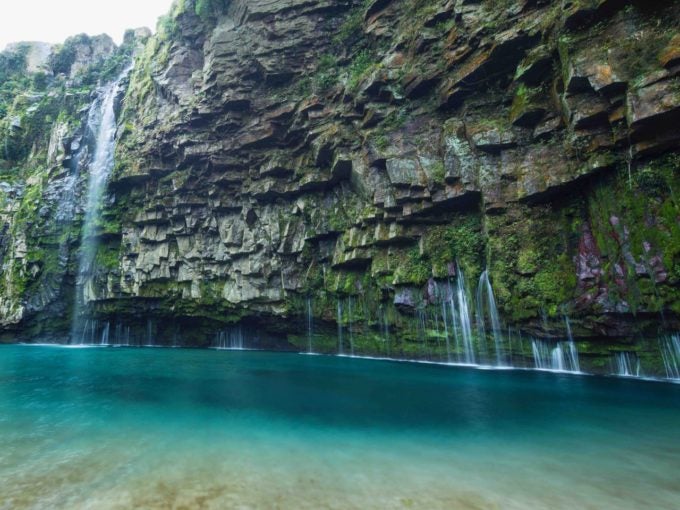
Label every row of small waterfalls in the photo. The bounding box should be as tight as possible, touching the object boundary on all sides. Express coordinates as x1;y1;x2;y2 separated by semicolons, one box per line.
69;266;680;383
310;269;678;382
65;72;680;383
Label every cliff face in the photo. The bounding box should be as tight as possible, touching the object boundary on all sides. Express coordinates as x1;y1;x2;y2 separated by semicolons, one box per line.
1;0;679;373
0;31;146;335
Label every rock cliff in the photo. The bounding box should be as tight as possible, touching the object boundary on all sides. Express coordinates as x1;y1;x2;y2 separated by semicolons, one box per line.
1;0;679;374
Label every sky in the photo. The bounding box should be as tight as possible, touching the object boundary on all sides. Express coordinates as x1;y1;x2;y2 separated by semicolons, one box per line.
0;0;174;51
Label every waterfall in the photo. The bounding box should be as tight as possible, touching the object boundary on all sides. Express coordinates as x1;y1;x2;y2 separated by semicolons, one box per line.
456;271;475;364
507;327;517;366
146;319;154;346
306;297;314;354
532;339;581;373
532;340;550;370
214;327;245;350
429;270;476;365
661;334;680;380
436;272;475;364
563;316;580;372
416;306;428;358
113;322;131;346
79;319;94;345
337;300;344;355
379;305;391;356
564;316;573;342
100;321;110;346
477;270;504;366
71;66;131;344
440;294;452;362
347;296;355;356
612;352;641;377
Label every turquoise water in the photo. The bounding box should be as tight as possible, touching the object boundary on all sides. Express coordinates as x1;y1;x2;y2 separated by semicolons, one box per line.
0;345;679;509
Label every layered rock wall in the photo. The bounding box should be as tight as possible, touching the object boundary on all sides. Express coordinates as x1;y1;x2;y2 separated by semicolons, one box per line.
1;0;679;373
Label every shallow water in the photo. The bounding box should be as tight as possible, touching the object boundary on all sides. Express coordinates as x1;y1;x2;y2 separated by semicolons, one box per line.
0;345;679;509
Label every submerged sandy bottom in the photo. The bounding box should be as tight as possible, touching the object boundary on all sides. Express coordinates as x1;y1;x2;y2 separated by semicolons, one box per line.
0;346;679;509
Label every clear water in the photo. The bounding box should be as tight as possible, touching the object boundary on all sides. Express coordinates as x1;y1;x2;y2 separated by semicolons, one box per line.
0;345;678;509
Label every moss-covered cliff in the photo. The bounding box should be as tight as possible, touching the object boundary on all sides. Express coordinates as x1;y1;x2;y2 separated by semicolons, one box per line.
1;0;679;375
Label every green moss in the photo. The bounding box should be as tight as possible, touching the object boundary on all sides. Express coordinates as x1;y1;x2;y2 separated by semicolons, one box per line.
488;201;582;321
587;156;680;313
95;243;121;271
312;54;339;93
393;247;431;285
422;217;484;280
332;0;372;47
373;134;389;150
428;161;445;182
347;49;378;90
509;83;544;125
195;0;227;21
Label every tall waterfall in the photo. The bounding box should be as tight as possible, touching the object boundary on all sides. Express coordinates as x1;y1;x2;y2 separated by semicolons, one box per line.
71;67;131;343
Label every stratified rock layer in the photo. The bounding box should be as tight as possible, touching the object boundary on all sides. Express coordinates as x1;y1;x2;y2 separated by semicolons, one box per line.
1;0;679;374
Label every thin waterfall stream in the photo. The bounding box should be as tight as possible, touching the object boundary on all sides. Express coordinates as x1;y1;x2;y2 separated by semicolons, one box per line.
476;270;504;365
306;297;314;353
612;352;641;377
661;334;680;380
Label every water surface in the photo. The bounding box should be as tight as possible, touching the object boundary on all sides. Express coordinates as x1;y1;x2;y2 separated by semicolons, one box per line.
0;345;678;509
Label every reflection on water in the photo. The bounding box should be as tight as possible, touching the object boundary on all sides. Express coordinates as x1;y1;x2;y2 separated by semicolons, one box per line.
0;346;679;509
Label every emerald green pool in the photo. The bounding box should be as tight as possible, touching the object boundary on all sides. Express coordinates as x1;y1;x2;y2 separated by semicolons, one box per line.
0;345;678;509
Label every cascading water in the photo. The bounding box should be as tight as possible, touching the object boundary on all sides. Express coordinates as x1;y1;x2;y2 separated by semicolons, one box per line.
433;269;476;365
146;318;155;347
416;306;429;358
476;270;504;366
439;291;452;362
563;316;581;373
71;66;131;344
79;319;95;345
378;305;391;356
455;271;475;364
347;296;355;356
531;339;581;373
114;322;131;346
424;267;476;365
660;334;680;380
100;321;110;346
306;297;314;353
214;327;245;350
612;352;641;377
337;300;344;355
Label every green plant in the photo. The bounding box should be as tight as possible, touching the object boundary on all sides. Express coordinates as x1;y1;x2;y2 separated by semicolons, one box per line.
313;54;339;92
195;0;227;21
347;49;376;89
333;0;372;47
